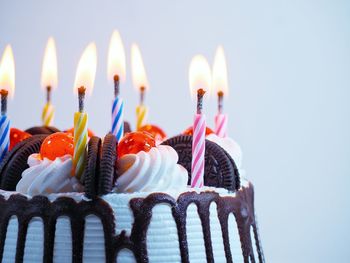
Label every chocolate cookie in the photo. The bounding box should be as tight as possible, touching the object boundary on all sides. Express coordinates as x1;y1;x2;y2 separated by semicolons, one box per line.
25;126;60;135
0;135;47;191
0;136;35;185
83;136;101;199
124;121;132;134
224;150;241;190
98;133;117;195
161;135;239;191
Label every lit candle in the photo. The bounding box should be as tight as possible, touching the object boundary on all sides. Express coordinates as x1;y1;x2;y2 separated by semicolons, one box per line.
41;37;58;126
189;55;211;188
0;46;15;162
213;46;229;137
107;30;126;142
131;44;149;130
72;43;97;179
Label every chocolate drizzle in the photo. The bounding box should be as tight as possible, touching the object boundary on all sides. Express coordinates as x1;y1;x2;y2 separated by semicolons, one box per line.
0;183;264;263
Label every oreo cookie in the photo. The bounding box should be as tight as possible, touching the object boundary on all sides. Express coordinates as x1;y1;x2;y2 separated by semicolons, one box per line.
25;126;60;135
0;135;47;191
0;136;34;185
124;121;132;134
98;133;117;195
224;150;241;190
83;136;101;198
161;135;239;191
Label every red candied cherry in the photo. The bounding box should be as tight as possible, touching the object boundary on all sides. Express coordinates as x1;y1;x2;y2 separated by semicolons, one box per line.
40;132;74;161
183;126;214;136
118;131;156;158
138;124;167;143
65;127;95;138
10;128;31;151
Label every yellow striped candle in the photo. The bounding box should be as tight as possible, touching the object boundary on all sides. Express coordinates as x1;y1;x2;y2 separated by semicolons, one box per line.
131;45;149;130
73;111;88;179
41;38;58;126
136;105;148;130
72;43;97;180
41;102;54;126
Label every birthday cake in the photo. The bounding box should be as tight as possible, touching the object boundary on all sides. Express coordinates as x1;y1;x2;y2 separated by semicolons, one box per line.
0;34;264;263
0;128;264;263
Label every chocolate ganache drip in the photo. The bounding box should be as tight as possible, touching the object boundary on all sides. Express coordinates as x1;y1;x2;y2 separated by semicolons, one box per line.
0;183;264;263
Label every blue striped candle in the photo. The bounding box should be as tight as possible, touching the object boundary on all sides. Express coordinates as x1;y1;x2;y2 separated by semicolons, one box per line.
112;97;124;142
0;115;10;162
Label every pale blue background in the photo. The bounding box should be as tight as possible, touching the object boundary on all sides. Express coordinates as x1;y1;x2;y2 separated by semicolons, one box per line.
1;0;349;262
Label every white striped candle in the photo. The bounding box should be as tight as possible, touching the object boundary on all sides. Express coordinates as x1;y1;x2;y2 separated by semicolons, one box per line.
72;87;88;180
112;97;124;141
191;113;206;188
215;113;228;138
111;75;124;142
0;89;10;162
189;55;211;188
0;115;10;162
136;105;148;130
42;102;54;126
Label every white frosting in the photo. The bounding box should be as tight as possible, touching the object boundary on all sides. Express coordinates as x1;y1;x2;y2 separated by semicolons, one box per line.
207;134;243;169
0;186;251;263
229;213;244;262
53;216;72;262
115;145;188;193
23;217;44;262
16;154;83;196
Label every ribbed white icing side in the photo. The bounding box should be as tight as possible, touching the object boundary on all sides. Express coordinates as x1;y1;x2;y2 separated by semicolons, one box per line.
53;216;72;263
229;213;244;262
2;216;18;263
187;203;206;262
147;204;181;262
116;249;136;263
210;202;225;261
23;217;44;262
0;187;247;263
83;215;105;263
104;193;134;236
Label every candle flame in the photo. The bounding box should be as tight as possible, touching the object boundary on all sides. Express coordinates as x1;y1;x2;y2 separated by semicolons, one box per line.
0;45;15;97
41;37;58;90
189;55;211;97
131;44;149;91
107;30;126;83
73;43;97;96
212;46;228;95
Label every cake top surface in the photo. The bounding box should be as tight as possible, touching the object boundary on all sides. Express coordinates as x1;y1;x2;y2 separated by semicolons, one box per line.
0;127;243;198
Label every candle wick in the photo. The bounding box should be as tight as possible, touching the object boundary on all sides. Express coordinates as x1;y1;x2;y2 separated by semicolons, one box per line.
46;86;52;103
197;88;206;114
0;89;8;116
78;86;86;113
114;75;120;97
218;91;224;114
140;86;146;105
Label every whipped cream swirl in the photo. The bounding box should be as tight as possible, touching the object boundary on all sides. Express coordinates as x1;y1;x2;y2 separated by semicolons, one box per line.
115;145;188;193
16;154;83;196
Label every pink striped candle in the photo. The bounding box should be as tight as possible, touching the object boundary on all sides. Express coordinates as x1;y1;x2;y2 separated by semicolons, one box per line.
215;91;228;137
191;89;206;188
215;113;228;138
213;46;229;137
